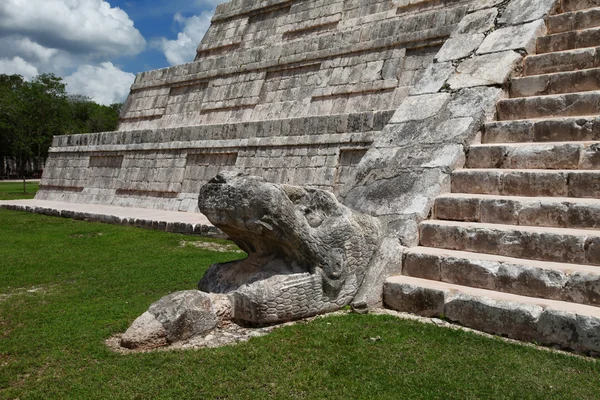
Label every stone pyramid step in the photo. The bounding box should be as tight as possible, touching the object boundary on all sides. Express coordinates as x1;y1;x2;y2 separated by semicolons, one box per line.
510;68;600;98
452;169;600;198
497;91;600;120
537;26;600;54
434;193;600;229
547;7;600;34
403;247;600;306
561;0;600;12
466;141;600;170
483;116;600;144
523;46;600;76
383;275;600;353
419;220;600;266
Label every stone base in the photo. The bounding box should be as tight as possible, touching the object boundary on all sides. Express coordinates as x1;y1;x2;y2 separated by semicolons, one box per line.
0;199;223;238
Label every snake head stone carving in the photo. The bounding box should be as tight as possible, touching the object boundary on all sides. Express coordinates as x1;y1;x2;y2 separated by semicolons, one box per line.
197;172;382;324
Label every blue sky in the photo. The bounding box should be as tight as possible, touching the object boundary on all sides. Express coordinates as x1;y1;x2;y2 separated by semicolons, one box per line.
0;0;225;104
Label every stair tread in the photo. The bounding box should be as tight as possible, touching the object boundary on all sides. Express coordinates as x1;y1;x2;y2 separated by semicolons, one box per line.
542;24;600;39
510;67;600;98
387;275;600;317
438;192;600;205
515;66;600;79
546;7;600;34
420;219;600;237
455;168;600;173
498;89;600;103
537;26;600;53
406;246;600;275
485;115;599;124
470;140;600;148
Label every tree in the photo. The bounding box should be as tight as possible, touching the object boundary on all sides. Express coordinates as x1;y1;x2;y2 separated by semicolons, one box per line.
0;73;122;185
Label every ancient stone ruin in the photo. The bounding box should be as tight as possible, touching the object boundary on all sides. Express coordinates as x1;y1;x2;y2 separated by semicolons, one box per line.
27;0;600;353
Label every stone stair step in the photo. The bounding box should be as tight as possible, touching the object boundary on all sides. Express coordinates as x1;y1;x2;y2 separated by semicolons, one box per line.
452;169;600;198
523;46;600;76
383;275;600;353
561;0;600;13
483;116;600;144
537;26;600;54
434;193;600;229
510;68;600;98
419;220;600;266
547;7;600;34
403;247;600;306
497;91;600;120
466;141;600;170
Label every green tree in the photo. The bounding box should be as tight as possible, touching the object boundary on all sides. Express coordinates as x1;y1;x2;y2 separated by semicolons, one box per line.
0;73;122;184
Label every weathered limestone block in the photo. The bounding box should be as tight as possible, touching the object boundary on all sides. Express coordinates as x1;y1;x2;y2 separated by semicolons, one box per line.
498;0;559;25
196;172;382;324
436;34;485;62
121;290;228;349
453;8;498;35
410;62;456;95
477;20;547;55
448;51;523;89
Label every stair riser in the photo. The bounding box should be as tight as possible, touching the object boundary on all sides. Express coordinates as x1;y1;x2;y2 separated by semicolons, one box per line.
383;281;600;353
436;195;600;229
537;27;600;54
452;170;600;198
483;117;600;144
523;47;600;76
561;0;600;12
467;143;600;170
548;8;600;34
510;68;600;98
497;92;600;121
404;252;600;306
419;223;600;266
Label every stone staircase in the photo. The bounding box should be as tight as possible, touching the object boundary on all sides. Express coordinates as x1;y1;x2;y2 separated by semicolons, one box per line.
384;0;600;354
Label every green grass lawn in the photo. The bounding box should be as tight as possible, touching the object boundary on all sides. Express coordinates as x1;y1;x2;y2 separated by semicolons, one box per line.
1;210;599;399
0;181;39;200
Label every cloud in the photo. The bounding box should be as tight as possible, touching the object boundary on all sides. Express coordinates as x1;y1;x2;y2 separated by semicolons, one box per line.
0;56;39;80
0;0;144;104
155;11;214;66
64;62;135;105
0;0;145;58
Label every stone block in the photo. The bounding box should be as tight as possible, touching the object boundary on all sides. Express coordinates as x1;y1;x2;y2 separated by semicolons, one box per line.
477;20;547;55
383;281;447;318
390;93;451;123
436;34;485;62
445;293;543;341
448;51;523;89
499;0;559;25
454;8;498;36
410;62;456;95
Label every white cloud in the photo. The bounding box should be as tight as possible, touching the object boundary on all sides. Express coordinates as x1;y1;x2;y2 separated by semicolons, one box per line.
156;11;213;66
0;0;144;104
0;56;39;80
0;0;145;58
64;62;135;105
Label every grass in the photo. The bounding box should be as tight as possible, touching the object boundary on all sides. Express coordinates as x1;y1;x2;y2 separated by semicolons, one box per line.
0;210;599;399
0;181;39;201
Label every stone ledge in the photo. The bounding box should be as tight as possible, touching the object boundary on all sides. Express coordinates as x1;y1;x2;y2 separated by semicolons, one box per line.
48;132;376;154
0;201;224;238
384;276;600;355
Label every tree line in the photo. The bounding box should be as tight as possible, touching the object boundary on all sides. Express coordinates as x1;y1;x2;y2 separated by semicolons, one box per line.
0;73;122;178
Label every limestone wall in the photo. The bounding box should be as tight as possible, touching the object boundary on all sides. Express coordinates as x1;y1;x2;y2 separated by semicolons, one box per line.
37;111;391;211
119;0;472;130
38;0;481;211
38;0;558;223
